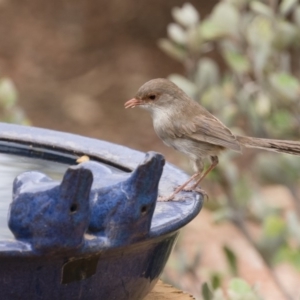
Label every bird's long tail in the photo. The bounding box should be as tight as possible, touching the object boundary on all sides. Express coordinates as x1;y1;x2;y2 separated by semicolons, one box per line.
236;135;300;156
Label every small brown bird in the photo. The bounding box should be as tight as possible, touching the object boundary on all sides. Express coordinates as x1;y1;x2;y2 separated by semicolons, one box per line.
125;78;300;200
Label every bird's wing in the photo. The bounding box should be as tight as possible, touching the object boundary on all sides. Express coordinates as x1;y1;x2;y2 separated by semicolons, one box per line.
173;114;241;152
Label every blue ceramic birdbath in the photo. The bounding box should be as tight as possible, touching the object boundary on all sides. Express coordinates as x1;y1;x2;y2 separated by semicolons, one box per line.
0;122;203;300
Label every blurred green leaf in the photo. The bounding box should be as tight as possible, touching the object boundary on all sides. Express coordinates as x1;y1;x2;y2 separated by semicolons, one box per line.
167;23;187;44
168;74;198;98
263;215;286;239
201;283;213;300
186;26;202;52
223;245;238;276
220;38;240;54
211;273;222;290
246;16;273;73
0;78;18;108
223;51;250;74
157;38;186;62
279;0;298;16
200;2;240;40
293;5;300;26
222;77;236;100
269;72;300;101
275;246;300;271
201;86;224;110
229;278;252;294
210;2;240;36
267;109;293;135
232;175;253;203
250;1;273;17
286;211;300;246
195;58;220;92
200;20;226;40
247;16;274;46
274;20;298;48
254;92;271;117
227;278;261;300
253;47;271;76
172;3;200;28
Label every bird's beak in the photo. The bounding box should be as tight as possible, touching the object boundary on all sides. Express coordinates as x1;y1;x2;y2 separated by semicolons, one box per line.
124;98;143;109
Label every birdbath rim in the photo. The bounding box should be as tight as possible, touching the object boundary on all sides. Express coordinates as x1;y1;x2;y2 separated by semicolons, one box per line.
0;122;203;255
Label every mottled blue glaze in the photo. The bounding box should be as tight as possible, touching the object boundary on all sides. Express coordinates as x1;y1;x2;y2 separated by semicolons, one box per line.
87;152;165;246
0;122;203;300
8;151;165;251
9;166;93;253
0;232;178;300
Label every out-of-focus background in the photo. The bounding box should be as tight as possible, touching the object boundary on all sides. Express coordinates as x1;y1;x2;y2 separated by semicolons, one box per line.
0;0;211;161
1;0;300;299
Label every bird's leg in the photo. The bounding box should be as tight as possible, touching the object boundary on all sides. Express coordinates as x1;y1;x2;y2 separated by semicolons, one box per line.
158;156;218;201
172;172;200;196
158;173;200;202
190;156;219;189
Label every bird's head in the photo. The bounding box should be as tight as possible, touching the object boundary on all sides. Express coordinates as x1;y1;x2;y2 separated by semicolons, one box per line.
124;78;187;113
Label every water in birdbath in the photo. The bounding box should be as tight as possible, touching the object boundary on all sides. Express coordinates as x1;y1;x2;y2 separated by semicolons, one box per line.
0;153;68;239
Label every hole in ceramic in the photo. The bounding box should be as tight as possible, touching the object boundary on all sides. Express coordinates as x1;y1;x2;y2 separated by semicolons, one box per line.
70;203;78;213
140;205;148;215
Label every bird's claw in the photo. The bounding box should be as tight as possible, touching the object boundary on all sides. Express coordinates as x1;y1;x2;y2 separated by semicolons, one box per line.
193;188;209;200
158;195;175;202
178;186;209;200
158;185;209;202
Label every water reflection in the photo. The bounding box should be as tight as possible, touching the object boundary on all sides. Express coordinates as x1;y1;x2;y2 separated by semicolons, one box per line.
0;153;68;239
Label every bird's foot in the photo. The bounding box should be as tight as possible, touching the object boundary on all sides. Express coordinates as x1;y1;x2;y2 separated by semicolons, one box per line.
195;188;209;200
158;195;175;202
159;186;209;202
181;186;209;200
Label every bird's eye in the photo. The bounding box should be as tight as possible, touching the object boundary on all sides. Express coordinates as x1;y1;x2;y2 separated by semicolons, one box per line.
149;95;156;100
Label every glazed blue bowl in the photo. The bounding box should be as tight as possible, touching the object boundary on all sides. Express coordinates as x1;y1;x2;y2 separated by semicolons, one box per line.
0;123;203;300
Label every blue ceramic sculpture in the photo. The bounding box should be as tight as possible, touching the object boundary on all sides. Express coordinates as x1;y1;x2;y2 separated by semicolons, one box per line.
0;122;202;300
87;151;165;246
9;166;93;253
8;151;165;252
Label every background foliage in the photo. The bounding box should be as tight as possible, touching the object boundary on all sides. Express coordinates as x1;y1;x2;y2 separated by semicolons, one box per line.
0;78;28;125
159;1;300;299
1;0;300;298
